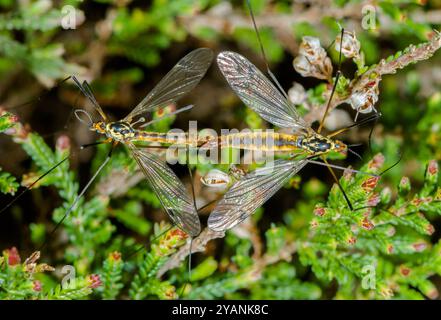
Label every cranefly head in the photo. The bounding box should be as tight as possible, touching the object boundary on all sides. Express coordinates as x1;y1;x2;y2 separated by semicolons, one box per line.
74;109;106;133
333;139;348;157
92;121;106;134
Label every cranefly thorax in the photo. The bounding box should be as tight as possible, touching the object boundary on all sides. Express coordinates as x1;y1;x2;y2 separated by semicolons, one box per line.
105;121;136;141
300;133;343;155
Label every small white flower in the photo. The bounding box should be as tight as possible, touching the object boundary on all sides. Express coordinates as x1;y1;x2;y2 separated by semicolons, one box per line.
323;109;352;131
299;36;327;63
293;55;314;77
294;36;333;80
288;82;307;105
349;87;378;114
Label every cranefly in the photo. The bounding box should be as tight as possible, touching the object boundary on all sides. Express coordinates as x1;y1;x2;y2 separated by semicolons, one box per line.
65;48;213;239
2;48;213;244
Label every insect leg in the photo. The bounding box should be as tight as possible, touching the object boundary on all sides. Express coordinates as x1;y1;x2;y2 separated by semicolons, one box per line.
245;0;290;99
317;28;344;134
0;156;69;217
322;156;354;211
80;138;112;150
38;141;116;251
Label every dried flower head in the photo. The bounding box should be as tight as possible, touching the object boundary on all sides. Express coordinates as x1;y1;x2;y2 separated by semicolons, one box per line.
335;30;361;60
298;37;326;62
348;83;379;118
294;36;333;80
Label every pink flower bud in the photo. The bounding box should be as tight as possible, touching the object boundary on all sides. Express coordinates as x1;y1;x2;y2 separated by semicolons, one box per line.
5;247;21;266
314;206;326;217
88;274;102;289
399;266;411;276
56;135;70;151
33;280;42;292
412;242;427;252
361;218;374;230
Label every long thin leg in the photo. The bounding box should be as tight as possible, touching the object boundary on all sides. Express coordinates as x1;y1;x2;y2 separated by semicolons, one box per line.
1;138;113;219
179;237;194;298
245;0;289;99
322;157;354;210
317;27;345;134
327;113;381;138
81;138;113;150
38;142;116;251
307;159;378;177
178;164;199;298
125;197;220;260
0;156;69;216
138;105;194;128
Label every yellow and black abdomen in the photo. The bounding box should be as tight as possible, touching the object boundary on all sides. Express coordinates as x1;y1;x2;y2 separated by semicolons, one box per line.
133;131;194;145
220;132;301;152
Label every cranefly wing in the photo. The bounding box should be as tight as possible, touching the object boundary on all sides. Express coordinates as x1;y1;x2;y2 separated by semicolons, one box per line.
127;143;201;237
124;48;213;124
217;51;308;131
208;159;307;232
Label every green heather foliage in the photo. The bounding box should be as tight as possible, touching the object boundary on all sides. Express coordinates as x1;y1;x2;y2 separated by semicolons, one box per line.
1;0;441;300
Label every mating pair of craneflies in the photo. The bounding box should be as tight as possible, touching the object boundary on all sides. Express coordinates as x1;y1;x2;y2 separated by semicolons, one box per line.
1;4;382;257
1;35;378;251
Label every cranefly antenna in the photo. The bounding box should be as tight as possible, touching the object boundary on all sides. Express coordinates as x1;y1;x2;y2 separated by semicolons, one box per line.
7;76;72;112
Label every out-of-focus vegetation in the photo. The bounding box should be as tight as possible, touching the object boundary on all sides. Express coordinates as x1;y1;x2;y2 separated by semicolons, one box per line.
0;0;441;300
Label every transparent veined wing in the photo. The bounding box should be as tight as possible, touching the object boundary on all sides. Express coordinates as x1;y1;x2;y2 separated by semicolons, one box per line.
124;48;213;124
208;159;307;232
127;143;201;237
217;51;308;131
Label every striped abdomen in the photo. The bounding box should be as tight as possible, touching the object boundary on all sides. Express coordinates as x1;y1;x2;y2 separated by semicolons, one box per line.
219;132;301;152
133;131;199;146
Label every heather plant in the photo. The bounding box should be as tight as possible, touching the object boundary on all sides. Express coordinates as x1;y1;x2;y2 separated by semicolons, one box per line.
0;0;441;300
